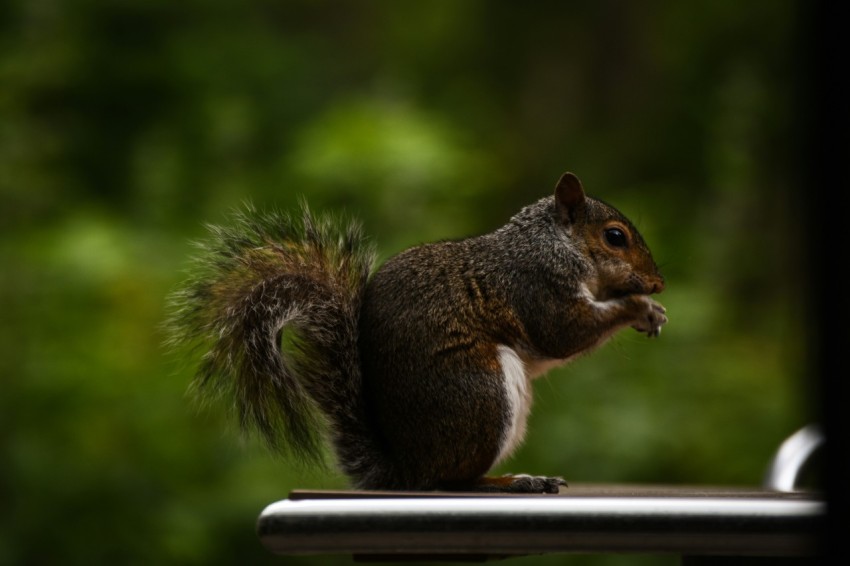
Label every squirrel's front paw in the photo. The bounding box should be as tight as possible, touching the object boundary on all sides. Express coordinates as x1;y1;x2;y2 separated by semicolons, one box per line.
631;296;668;338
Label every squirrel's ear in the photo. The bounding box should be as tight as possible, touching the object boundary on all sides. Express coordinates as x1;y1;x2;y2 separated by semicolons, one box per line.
554;172;586;223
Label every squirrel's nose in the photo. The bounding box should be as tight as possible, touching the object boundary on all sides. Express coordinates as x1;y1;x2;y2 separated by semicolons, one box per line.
647;276;665;294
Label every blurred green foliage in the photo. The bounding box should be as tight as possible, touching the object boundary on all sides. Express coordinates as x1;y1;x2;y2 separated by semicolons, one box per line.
1;1;813;565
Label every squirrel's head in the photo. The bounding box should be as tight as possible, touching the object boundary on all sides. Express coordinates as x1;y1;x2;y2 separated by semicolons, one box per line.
554;172;665;300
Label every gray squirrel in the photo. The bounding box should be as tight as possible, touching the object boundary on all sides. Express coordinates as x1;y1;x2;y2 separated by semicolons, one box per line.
168;172;667;493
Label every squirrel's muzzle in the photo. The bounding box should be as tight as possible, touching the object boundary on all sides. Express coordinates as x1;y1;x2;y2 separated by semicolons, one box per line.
622;273;665;297
648;277;665;294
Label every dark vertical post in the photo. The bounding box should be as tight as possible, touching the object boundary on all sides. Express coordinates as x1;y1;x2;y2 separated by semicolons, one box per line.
800;0;849;559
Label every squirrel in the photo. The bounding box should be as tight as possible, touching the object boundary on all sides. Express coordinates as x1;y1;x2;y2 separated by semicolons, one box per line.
167;171;667;494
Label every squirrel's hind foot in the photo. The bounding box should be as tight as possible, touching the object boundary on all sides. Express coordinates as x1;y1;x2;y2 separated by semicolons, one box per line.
461;474;567;494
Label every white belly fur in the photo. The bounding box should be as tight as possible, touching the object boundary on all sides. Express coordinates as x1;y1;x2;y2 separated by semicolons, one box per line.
494;345;532;466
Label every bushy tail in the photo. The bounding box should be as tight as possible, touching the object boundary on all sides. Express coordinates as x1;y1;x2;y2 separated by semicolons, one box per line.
166;203;376;466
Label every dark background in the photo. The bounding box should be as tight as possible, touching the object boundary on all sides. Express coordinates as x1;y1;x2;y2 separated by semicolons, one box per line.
2;1;841;565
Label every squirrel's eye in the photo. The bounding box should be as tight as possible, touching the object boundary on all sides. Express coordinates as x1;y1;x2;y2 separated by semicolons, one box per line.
604;227;628;248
